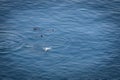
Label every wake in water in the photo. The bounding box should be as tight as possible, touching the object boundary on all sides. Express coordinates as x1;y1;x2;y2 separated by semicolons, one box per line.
0;31;24;53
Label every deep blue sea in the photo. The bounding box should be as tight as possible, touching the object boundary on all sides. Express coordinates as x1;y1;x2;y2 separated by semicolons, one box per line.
0;0;120;80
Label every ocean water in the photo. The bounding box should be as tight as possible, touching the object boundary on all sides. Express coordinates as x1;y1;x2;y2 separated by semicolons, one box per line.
0;0;120;80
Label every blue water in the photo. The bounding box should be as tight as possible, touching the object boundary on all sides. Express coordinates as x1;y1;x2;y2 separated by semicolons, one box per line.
0;0;120;80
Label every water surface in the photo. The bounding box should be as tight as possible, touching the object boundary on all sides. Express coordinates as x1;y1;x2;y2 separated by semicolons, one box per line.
0;0;120;80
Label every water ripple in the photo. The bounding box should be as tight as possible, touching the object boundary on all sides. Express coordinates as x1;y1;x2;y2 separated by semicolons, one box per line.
0;31;24;53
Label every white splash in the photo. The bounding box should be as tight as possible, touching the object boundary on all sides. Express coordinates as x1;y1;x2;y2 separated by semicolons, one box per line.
43;47;52;52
